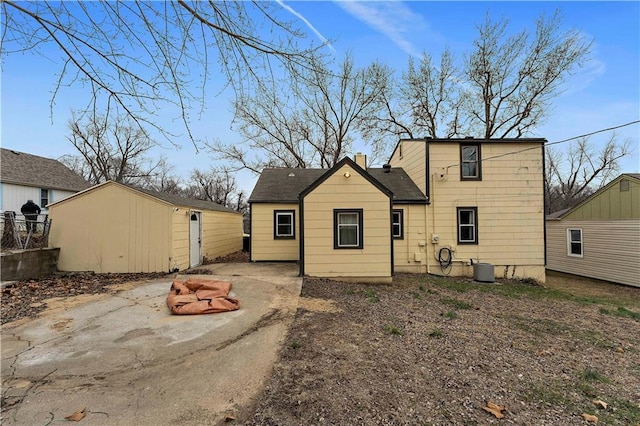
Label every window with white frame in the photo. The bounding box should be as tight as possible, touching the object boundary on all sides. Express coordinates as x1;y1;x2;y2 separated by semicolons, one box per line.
567;228;583;257
40;188;49;209
457;207;478;244
460;144;481;180
392;209;404;239
274;210;295;239
334;209;363;249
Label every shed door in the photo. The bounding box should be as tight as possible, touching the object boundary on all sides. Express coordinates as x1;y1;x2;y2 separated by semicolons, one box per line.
189;211;202;268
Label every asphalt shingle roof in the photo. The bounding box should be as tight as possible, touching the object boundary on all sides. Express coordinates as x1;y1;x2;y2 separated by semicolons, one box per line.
249;166;426;203
126;184;241;214
1;148;90;192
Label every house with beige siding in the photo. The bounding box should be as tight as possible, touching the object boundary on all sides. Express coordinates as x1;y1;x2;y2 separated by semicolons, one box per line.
48;181;243;273
249;138;546;283
546;174;640;287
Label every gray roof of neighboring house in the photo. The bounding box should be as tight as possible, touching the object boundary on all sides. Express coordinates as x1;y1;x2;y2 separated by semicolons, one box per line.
249;166;426;203
623;173;640;180
1;148;90;192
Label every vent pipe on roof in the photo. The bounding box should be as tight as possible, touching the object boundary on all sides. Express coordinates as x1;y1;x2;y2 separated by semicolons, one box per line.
383;164;391;173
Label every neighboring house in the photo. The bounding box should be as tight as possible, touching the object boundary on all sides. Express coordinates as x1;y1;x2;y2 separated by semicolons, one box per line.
249;138;546;283
0;148;90;214
48;181;243;273
546;174;640;287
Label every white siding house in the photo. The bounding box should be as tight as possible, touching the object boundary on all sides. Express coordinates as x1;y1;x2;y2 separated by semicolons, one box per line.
1;148;89;215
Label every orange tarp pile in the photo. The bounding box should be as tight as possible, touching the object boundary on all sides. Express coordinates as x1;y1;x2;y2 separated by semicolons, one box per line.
166;278;240;315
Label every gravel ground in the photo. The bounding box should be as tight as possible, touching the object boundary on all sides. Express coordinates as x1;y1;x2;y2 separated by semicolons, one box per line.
244;274;640;425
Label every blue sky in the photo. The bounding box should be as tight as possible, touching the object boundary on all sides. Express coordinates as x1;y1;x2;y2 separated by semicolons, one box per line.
2;1;639;193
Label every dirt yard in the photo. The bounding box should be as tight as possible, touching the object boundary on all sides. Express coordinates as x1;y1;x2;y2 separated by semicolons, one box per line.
244;273;640;425
2;262;639;425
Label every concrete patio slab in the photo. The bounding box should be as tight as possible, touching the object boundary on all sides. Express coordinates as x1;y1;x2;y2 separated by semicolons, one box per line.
1;262;301;425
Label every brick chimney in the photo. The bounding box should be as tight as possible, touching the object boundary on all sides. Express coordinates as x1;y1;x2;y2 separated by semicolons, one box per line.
354;152;367;169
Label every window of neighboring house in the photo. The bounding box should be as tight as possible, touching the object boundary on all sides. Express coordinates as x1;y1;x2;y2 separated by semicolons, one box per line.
620;179;630;192
334;209;363;249
457;207;478;244
567;228;583;257
460;144;481;180
274;210;295;239
392;209;404;239
40;188;49;209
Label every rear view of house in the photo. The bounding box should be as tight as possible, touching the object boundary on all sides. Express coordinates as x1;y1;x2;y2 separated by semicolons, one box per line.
249;138;546;283
48;181;243;273
546;174;640;287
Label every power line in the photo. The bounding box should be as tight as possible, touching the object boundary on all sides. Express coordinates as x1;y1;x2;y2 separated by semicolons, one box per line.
446;119;639;168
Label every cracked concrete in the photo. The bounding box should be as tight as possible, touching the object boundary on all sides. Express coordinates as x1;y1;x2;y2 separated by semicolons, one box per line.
1;262;302;425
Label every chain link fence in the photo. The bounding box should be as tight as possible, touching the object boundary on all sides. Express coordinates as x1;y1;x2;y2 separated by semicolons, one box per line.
1;212;51;250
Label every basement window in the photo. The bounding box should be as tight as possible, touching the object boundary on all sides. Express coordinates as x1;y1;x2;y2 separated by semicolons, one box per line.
567;228;583;257
274;210;295;239
334;209;363;249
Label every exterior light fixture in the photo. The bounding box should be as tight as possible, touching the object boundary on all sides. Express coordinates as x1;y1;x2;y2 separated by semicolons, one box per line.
344;172;351;178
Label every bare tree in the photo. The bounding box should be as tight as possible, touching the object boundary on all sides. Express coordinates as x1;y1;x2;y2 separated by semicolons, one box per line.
545;134;632;214
62;113;165;185
369;11;591;142
2;1;322;144
363;48;464;141
210;53;392;172
465;11;591;138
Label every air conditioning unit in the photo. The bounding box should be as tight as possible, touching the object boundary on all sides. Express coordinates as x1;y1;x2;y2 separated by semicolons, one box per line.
473;263;495;283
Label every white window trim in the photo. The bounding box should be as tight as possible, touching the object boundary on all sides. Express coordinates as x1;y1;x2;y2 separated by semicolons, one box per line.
274;211;295;239
567;228;583;258
457;207;478;244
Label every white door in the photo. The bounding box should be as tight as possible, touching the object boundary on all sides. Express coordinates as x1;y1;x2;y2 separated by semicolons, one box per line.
189;211;201;268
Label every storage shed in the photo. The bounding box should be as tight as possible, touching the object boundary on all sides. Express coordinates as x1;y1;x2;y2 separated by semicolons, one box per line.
48;181;243;273
546;174;640;287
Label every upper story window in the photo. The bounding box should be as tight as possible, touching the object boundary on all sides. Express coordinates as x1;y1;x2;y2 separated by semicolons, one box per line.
457;207;478;244
40;188;49;209
334;209;363;249
392;209;404;239
460;144;481;180
567;228;583;257
274;210;295;239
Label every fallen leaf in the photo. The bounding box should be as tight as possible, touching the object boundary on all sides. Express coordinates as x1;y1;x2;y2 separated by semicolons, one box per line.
224;411;236;422
592;400;608;410
616;346;624;353
582;413;598;423
65;408;86;422
483;401;506;419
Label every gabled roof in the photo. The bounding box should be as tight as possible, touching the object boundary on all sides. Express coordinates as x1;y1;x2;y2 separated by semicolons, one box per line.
546;173;640;220
249;160;427;204
300;157;393;200
49;180;240;214
0;148;90;192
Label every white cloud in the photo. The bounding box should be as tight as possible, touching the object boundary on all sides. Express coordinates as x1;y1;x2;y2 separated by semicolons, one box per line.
334;0;426;57
276;0;335;52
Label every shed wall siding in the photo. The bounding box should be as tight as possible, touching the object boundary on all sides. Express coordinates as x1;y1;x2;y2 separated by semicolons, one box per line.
546;219;640;287
202;210;243;260
171;210;190;271
427;142;545;281
564;178;640;220
303;165;391;279
393;204;428;273
251;203;300;261
49;184;172;273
